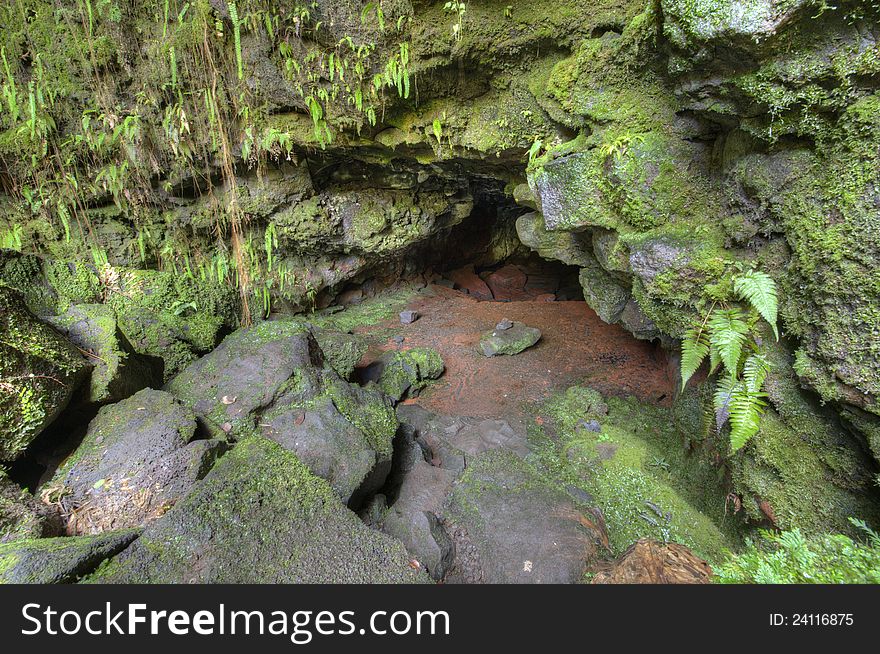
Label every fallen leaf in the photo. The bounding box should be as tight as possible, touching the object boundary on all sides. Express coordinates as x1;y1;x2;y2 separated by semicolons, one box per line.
221;395;237;405
294;412;306;426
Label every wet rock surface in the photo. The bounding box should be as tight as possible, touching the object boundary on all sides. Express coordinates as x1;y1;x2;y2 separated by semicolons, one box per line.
380;404;607;583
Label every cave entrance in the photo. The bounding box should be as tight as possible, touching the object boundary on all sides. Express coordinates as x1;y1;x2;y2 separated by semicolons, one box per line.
326;176;585;310
333;174;675;421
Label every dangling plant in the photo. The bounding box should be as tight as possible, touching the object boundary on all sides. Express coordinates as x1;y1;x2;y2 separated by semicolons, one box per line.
681;269;779;452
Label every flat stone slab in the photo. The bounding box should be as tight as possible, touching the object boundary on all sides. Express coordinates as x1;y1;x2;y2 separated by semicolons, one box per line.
478;321;542;357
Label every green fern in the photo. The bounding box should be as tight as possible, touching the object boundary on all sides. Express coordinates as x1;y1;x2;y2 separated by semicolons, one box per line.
681;268;779;453
734;270;779;340
707;308;749;377
680;325;710;387
228;2;243;81
712;353;770;451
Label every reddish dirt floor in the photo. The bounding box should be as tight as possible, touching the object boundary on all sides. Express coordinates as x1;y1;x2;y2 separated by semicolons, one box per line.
355;285;676;425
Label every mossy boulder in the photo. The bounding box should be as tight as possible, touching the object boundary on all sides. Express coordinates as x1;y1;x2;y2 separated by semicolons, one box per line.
0;529;139;584
0;285;91;460
106;268;237;381
311;329;368;380
540;386;741;563
383;405;605;582
167;321;399;504
85;436;429;584
47;304;162;405
47;389;226;535
1;468;61;543
478;322;542;357
165;320;316;434
579;264;632;325
371;347;445;402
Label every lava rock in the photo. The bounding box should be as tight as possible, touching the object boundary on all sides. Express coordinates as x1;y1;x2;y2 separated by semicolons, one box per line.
167;320;399;505
578;419;602;433
444;449;606;584
47;389;226;535
478;322;542;357
85;437;429;584
0;286;91;461
447;265;493;300
1;469;62;543
486;264;529;301
399;310;420;325
361;348;445;403
0;529;140;584
47;304;162;405
382;406;605;583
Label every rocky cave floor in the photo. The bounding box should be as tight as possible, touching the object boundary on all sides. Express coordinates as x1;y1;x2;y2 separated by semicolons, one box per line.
2;257;741;584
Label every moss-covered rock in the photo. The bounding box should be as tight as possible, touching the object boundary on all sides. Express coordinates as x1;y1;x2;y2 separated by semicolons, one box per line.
374;347;445;402
0;529;139;584
0;285;90;460
85;436;429;584
1;468;61;543
536;385;742;563
47;389;226;535
311;329;368;380
47;304;162;405
479;321;542;357
167;320;399;504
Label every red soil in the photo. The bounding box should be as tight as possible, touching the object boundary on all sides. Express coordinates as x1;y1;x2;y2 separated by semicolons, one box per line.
356;285;676;424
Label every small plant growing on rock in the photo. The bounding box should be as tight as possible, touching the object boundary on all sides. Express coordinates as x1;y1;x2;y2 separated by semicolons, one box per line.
680;269;779;453
443;1;466;41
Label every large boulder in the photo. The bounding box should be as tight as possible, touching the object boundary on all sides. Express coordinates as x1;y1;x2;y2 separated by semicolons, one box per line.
0;530;139;584
381;405;607;583
86;437;429;584
47;304;162;405
166;321;398;505
0;285;90;460
47;389;226;535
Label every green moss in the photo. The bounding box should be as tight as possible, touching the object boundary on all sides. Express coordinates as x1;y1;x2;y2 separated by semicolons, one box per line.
84;436;426;584
534;385;745;563
0;285;90;459
377;347;445;400
0;529;139;584
325;380;397;457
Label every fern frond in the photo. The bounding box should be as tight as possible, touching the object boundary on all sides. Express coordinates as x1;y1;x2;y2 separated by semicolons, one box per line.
734;270;779;340
680;325;710;388
713;375;738;432
742;353;771;394
728;379;768;452
708;308;749;377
